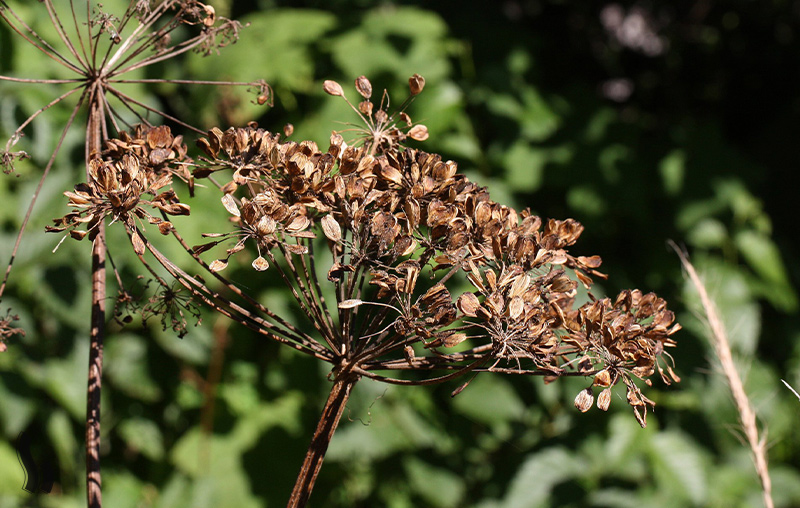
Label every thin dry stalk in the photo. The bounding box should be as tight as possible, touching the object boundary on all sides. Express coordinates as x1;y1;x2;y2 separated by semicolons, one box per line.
672;243;774;508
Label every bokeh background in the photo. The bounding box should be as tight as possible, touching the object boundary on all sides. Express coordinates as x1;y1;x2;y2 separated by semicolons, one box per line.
1;1;799;506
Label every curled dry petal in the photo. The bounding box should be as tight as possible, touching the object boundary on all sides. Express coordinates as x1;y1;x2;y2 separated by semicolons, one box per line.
574;387;594;412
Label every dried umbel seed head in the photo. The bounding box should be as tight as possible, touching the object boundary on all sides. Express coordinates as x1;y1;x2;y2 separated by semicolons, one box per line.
320;74;429;154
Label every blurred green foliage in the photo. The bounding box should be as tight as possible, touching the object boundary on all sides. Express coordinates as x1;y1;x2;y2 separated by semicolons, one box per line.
1;1;799;507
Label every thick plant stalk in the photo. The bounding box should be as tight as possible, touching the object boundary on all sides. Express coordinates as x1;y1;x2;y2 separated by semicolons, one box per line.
673;244;774;508
287;368;359;508
86;94;105;508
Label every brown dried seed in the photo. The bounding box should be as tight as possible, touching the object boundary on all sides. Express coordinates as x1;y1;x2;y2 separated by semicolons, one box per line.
321;214;342;243
323;80;344;97
409;73;425;95
457;292;481;317
209;259;228;272
252;256;269;271
597;388;611;411
574;387;594;413
441;332;468;348
404;345;415;364
355;75;372;99
359;100;374;116
593;369;612;387
284;123;294;137
408;125;429;141
221;194;240;217
338;299;363;309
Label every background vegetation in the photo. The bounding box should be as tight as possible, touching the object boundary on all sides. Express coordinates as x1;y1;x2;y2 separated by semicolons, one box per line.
1;1;799;506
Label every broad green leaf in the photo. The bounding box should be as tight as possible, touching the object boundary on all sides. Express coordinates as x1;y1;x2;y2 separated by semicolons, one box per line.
105;333;161;402
0;440;25;495
501;447;583;508
118;418;165;461
686;218;727;248
649;431;708;505
404;456;465;508
329;8;451;82
734;230;798;311
450;375;525;425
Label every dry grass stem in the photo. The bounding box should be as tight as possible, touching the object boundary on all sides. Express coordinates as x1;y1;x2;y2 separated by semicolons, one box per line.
672;242;774;508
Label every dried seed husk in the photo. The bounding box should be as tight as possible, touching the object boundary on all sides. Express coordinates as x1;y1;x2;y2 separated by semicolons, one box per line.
409;73;425;95
321;214;342;242
593;369;612;387
323;80;344;97
441;332;468;347
457;292;481;317
131;231;145;255
597;388;611;411
355;75;372;99
404;345;415;364
209;259;228;272
338;299;363;309
221;194;240;217
158;221;173;235
252;256;269;271
408;125;429;141
574;387;594;413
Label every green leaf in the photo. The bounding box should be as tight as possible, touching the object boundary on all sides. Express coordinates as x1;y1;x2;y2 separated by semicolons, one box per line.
329;7;451;82
648;431;708;505
501;447;583;508
734;230;798;311
105;333;161;402
404;457;465;508
450;375;525;425
118;418;165;461
0;440;25;495
658;149;686;195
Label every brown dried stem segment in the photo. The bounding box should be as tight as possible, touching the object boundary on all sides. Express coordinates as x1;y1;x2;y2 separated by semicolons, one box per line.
287;368;359;508
672;243;773;508
86;94;105;508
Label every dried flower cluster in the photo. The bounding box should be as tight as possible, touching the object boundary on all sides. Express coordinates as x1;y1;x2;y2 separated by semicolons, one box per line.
52;75;679;428
0;309;25;353
47;126;190;254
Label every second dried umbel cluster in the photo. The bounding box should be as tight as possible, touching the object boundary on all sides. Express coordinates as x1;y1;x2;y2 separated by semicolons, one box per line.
51;75;680;426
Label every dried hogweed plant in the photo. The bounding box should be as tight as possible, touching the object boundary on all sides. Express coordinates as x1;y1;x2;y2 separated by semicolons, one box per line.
49;74;681;507
1;1;268;506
